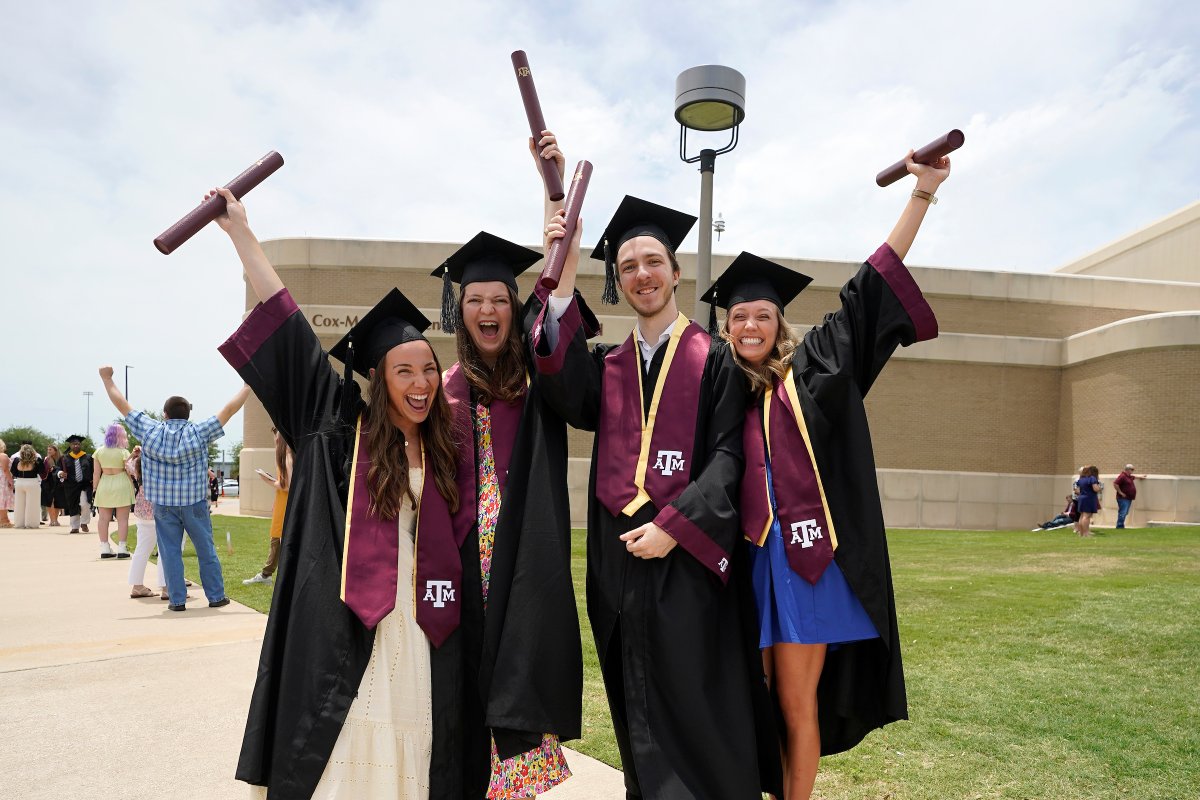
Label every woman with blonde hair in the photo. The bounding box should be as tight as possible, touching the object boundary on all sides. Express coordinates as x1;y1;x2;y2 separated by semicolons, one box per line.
92;423;136;559
10;444;43;529
0;440;13;528
705;150;949;799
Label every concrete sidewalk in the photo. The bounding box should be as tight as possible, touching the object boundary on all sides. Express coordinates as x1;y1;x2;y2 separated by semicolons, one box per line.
0;522;623;798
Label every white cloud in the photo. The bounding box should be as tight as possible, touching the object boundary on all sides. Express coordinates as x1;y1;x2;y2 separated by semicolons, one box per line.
1;0;1197;439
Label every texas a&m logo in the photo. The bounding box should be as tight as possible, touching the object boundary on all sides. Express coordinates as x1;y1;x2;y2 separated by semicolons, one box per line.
423;580;456;608
789;519;823;549
653;450;685;476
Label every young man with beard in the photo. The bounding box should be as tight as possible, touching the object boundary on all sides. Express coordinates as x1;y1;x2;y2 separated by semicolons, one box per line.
528;134;780;799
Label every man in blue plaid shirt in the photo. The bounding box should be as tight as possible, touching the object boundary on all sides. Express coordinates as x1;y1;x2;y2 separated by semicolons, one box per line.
100;365;251;610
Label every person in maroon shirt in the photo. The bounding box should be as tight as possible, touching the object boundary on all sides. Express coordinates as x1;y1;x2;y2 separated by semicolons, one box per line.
1113;464;1147;528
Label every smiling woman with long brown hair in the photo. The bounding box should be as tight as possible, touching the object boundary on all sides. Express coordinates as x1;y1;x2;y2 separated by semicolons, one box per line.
433;230;589;797
213;187;485;800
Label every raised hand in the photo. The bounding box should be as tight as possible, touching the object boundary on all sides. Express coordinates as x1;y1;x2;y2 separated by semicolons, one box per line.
208;187;250;233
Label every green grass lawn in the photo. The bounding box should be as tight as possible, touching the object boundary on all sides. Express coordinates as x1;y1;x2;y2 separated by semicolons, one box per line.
152;519;1200;798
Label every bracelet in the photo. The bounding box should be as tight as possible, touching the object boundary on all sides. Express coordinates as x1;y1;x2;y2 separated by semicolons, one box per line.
912;189;938;205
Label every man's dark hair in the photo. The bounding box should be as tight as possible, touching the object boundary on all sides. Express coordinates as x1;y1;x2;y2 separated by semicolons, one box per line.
164;396;192;420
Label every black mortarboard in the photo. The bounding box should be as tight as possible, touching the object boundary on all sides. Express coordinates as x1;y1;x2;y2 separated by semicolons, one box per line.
329;288;431;382
66;434;85;444
699;252;813;334
430;232;542;333
589;196;697;305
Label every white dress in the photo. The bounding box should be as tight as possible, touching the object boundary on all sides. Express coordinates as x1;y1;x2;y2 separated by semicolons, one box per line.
255;468;433;799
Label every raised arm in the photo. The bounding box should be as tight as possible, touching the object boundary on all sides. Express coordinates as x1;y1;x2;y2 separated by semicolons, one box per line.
215;385;252;428
210;187;284;304
885;149;951;261
98;365;133;417
530;130;567;231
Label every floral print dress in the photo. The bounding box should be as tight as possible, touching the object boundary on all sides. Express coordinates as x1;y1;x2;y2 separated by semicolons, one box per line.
477;402;571;799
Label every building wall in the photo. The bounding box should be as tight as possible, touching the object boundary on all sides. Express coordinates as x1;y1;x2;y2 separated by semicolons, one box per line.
234;231;1200;529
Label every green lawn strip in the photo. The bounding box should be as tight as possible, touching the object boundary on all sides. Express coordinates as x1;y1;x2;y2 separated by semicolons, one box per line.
142;518;1200;796
815;527;1200;799
130;514;277;613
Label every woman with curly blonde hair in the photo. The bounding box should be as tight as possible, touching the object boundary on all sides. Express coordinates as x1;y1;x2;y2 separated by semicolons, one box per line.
707;151;950;799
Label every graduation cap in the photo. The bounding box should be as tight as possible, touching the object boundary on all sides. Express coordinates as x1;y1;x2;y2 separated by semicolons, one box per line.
589;196;697;305
65;434;85;444
699;252;813;335
329;288;432;383
430;232;543;334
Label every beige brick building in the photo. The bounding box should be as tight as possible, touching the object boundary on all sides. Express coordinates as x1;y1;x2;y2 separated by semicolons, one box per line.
236;201;1200;530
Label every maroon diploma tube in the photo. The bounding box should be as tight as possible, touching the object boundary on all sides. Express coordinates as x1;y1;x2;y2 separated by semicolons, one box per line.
875;130;964;187
512;50;565;202
153;151;285;255
540;160;592;291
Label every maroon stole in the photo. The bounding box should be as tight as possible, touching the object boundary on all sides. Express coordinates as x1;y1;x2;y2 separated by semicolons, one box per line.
595;313;709;517
740;367;838;584
340;415;462;648
443;364;525;540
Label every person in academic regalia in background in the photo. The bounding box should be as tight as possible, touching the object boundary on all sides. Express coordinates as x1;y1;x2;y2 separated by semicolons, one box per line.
211;186;484;800
529;133;782;800
59;435;95;534
433;230;599;798
704;150;950;800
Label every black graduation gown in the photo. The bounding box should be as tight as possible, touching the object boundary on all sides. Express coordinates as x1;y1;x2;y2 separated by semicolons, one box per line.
220;290;487;800
469;293;593;760
782;244;938;754
59;454;94;514
533;310;781;800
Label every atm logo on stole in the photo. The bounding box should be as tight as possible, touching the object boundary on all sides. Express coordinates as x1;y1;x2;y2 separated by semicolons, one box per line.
423;580;456;608
653;450;686;476
789;519;823;549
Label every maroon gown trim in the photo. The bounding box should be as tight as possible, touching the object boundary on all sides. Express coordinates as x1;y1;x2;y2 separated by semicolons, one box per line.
218;287;300;369
531;296;584;375
655;505;733;584
868;242;938;342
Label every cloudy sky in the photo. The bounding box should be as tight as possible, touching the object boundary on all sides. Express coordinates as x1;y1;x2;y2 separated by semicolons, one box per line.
3;0;1197;446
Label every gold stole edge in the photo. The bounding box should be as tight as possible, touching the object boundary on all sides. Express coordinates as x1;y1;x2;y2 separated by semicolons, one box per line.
750;390;774;547
621;312;690;517
777;367;839;551
411;440;424;615
339;413;364;602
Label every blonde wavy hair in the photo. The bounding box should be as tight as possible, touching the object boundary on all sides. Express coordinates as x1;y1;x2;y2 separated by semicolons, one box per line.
721;305;801;396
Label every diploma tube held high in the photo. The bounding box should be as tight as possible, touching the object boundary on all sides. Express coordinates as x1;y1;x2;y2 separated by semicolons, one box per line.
875;130;964;187
153;151;285;254
512;50;565;202
540;160;592;291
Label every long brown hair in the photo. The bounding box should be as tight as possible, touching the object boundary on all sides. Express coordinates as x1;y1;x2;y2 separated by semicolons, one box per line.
273;433;292;492
721;306;801;396
455;284;527;405
365;349;460;520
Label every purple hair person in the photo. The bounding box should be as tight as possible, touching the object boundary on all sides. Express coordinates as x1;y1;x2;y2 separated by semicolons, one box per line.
104;423;129;449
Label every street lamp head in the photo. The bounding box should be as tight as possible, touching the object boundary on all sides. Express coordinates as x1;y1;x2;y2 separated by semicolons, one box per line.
675;65;746;132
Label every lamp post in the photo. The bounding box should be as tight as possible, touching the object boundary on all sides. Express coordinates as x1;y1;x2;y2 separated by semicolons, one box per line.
124;365;133;400
675;65;746;322
82;391;94;439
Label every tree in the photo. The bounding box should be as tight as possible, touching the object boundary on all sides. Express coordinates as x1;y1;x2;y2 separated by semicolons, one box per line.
230;441;244;480
0;426;56;457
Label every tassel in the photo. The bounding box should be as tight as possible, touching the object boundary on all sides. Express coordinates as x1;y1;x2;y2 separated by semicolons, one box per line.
439;266;458;334
708;287;720;337
338;337;355;426
601;237;619;305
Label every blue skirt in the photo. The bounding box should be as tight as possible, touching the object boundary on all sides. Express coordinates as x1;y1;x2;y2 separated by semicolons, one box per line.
747;515;879;649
